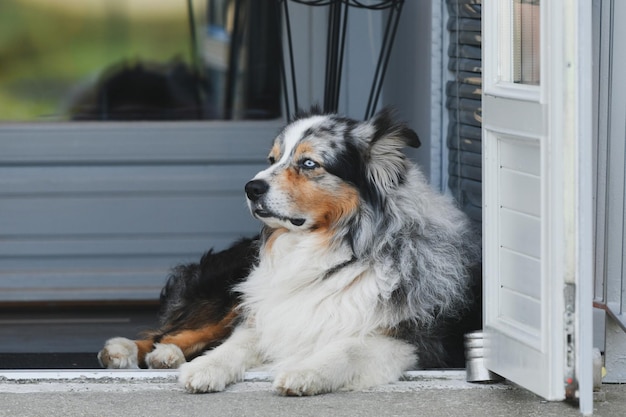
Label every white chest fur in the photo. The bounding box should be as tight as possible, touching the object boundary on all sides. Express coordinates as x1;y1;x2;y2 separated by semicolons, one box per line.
236;232;390;366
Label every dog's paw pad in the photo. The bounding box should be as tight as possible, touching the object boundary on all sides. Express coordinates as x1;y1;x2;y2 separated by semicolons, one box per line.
97;337;139;369
273;369;326;396
178;358;232;393
145;343;185;369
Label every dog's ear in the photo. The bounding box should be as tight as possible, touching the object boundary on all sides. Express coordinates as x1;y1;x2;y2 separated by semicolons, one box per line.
370;107;420;149
364;108;420;192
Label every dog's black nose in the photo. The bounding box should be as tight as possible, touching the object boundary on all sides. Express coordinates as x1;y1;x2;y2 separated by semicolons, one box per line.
245;179;269;201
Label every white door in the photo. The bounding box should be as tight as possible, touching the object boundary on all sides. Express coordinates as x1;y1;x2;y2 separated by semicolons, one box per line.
482;0;593;414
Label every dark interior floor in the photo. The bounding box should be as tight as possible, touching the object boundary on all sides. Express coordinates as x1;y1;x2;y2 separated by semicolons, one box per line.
0;305;160;369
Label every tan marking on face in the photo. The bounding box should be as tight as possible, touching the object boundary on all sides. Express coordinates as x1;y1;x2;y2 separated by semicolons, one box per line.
292;142;315;161
277;167;360;233
309;183;360;230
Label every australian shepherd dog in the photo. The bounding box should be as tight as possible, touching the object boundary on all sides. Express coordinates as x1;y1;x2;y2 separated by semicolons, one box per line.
98;108;481;395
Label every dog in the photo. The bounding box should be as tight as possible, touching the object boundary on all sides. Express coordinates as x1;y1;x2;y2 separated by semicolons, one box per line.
178;108;481;395
98;108;481;394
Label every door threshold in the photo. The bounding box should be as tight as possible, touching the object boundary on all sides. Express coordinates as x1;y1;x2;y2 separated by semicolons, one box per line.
0;369;511;394
0;369;467;382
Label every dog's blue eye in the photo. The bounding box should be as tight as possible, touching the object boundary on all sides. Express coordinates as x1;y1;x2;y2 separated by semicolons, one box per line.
300;159;319;170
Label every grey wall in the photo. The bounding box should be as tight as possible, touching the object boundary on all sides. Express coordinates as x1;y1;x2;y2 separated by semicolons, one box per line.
0;122;276;302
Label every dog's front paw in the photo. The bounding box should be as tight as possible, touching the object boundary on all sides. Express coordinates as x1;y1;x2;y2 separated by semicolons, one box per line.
273;369;329;396
97;337;139;369
145;343;185;369
178;356;236;393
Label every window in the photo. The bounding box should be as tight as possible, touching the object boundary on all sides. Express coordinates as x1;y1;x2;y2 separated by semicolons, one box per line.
512;0;540;85
0;0;280;122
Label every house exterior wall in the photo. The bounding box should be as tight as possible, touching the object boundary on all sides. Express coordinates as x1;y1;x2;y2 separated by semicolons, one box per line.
0;123;272;302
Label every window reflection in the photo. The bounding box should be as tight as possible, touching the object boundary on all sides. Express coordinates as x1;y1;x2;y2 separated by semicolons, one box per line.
513;0;540;85
0;0;280;121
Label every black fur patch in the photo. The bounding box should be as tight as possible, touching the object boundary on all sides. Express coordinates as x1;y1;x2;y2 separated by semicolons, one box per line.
371;107;421;148
325;139;382;209
156;237;259;335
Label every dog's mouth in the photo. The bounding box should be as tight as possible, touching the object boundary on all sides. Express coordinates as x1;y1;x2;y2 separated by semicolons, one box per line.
254;209;306;227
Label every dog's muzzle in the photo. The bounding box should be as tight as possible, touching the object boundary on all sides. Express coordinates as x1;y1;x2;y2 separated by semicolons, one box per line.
244;179;306;227
245;179;269;202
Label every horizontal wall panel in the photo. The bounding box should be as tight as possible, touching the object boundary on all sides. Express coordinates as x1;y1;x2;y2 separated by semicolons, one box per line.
499;247;541;301
446;82;482;101
451;123;482;140
449;162;481;181
446;1;481;19
499;138;540;176
446;18;481;32
455;71;482;86
499;208;541;259
0;286;164;302
0;235;248;298
449;108;482;127
448;149;481;167
0;122;279;164
499;168;541;217
448;43;479;60
0;123;273;302
448;136;481;154
446;98;482;112
499;287;542;333
0;256;194;273
1;195;257;236
0;164;266;195
0;235;244;258
0;263;175;302
0;269;168;289
448;58;482;73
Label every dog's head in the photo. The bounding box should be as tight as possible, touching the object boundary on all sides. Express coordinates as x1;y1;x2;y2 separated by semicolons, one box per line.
245;108;420;235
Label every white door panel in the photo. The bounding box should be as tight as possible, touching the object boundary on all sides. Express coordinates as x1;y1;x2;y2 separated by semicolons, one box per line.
482;0;593;413
484;130;544;356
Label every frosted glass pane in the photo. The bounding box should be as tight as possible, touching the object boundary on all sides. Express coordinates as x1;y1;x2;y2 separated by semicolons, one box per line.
513;0;540;85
